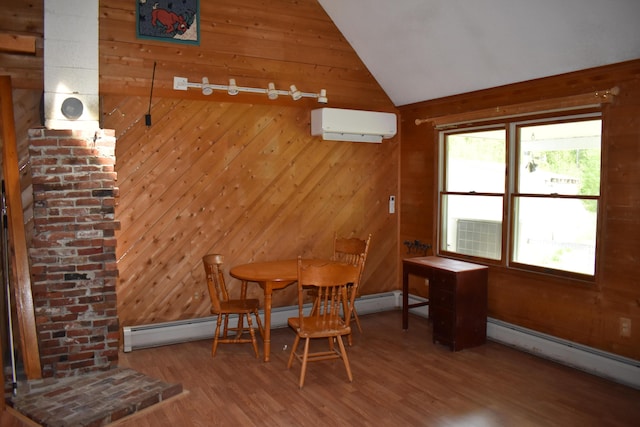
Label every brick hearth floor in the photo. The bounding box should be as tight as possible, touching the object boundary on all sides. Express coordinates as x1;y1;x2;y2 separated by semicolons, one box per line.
5;367;183;426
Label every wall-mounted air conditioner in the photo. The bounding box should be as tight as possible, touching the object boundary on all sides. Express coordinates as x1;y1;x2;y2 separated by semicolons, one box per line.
311;108;397;143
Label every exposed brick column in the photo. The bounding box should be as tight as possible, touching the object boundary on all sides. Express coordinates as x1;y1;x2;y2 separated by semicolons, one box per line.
28;128;120;378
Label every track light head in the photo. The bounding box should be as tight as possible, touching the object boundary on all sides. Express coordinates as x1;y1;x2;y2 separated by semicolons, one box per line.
228;78;239;95
317;89;328;104
202;77;213;96
290;85;302;101
267;82;278;100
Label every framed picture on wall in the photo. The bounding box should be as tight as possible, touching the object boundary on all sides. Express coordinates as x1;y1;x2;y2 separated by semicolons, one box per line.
136;0;200;45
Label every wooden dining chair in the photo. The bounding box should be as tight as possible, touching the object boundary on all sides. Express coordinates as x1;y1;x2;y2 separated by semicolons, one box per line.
331;233;371;334
287;256;362;388
202;254;264;358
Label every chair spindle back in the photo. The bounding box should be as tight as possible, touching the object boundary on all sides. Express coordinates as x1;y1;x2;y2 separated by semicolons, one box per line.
296;256;361;327
202;254;230;312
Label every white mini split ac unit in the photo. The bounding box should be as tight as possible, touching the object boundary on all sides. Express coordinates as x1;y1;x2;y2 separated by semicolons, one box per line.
311;108;397;143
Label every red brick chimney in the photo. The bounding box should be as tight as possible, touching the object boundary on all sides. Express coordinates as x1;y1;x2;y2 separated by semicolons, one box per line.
28;128;119;378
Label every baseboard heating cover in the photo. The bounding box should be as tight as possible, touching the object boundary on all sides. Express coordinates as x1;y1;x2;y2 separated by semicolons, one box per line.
487;318;640;390
122;292;639;390
400;297;640;389
123;291;400;352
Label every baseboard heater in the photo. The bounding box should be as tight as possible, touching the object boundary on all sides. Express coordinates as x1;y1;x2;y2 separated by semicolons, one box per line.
486;318;640;390
406;298;640;390
122;291;400;352
122;291;639;390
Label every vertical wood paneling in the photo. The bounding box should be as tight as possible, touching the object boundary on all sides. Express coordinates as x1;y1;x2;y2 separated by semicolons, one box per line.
399;60;640;361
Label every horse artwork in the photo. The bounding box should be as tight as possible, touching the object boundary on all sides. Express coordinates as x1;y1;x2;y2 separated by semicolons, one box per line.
137;0;199;45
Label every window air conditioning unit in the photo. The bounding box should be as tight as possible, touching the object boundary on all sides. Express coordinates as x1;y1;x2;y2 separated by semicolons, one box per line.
311;108;397;143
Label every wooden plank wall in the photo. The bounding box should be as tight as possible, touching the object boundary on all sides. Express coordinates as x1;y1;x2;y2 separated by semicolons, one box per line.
99;0;394;111
0;0;43;90
6;0;636;364
399;60;640;361
103;97;398;327
98;0;399;328
0;0;43;368
0;0;43;197
2;0;399;330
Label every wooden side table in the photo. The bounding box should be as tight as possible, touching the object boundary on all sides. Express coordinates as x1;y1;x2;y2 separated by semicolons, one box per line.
402;256;488;351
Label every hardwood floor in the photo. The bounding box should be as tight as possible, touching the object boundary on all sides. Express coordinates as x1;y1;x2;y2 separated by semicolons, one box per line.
3;310;639;426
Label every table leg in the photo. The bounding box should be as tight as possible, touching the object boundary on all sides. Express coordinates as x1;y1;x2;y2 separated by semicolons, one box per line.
238;280;247;334
263;284;273;362
402;269;409;330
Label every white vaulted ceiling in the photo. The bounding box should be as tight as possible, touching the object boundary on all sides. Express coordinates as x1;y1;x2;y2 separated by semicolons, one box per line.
318;0;640;106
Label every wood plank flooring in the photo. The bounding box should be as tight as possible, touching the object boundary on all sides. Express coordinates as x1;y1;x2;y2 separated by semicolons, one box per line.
3;310;639;426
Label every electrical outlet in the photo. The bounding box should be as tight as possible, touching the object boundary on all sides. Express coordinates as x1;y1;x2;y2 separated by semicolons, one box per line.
620;317;631;337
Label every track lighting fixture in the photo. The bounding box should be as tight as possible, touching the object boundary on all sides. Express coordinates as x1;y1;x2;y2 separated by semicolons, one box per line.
173;76;327;103
227;78;239;95
201;77;213;96
318;89;328;104
267;82;278;100
289;85;302;101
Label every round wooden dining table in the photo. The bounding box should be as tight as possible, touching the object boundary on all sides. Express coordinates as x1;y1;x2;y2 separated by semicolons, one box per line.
230;258;331;362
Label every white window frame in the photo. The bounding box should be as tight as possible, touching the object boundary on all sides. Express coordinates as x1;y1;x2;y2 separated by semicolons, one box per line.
437;111;603;281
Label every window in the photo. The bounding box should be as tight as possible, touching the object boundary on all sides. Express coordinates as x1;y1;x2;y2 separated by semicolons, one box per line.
438;113;602;279
440;128;506;261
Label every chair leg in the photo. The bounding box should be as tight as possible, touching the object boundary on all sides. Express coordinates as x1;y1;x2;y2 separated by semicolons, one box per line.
352;304;363;334
212;316;223;357
335;335;353;382
347;284;363;334
246;313;260;358
299;338;311;388
237;311;245;337
287;335;301;369
254;310;264;340
222;314;230;339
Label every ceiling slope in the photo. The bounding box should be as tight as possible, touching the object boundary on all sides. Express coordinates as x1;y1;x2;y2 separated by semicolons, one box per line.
318;0;640;106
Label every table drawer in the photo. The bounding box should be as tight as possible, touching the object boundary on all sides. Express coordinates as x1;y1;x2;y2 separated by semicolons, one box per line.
433;271;456;289
431;306;454;343
430;286;455;309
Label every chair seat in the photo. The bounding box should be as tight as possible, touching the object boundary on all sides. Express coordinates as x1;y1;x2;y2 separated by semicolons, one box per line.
308;233;371;340
287;257;361;388
203;253;263;358
288;317;350;338
216;298;261;314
